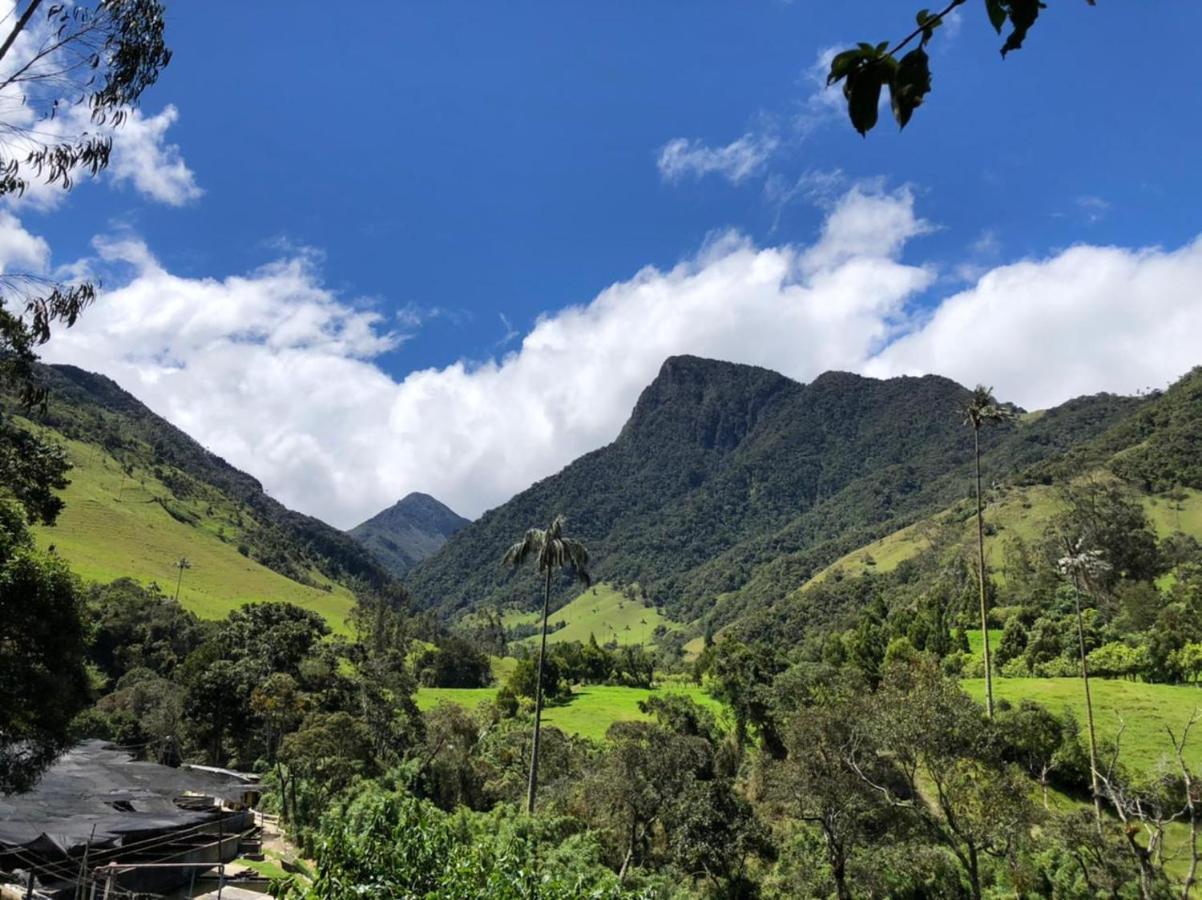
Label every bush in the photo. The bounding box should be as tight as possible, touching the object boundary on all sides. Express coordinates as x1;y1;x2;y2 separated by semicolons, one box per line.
287;781;641;899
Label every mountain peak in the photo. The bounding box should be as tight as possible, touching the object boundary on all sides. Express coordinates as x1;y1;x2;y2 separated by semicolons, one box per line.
620;355;796;451
349;492;470;577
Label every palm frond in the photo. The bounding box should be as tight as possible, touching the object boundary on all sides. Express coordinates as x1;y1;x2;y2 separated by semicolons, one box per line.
503;517;590;583
502;527;546;568
961;384;1013;429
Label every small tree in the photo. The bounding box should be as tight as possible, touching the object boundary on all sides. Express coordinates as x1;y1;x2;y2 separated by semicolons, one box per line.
961;385;1013;718
502;515;590;814
172;555;191;602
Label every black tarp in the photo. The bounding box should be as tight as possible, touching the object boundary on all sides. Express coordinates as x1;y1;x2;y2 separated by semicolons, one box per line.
0;740;261;857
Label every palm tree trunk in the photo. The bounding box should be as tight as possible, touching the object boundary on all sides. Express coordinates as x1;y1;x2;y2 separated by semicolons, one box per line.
174;565;185;603
526;566;553;815
1072;575;1104;833
974;426;994;718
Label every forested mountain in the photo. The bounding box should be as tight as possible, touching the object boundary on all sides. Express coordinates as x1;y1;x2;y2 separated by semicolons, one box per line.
405;355;1147;624
14;364;398;620
350;492;470;576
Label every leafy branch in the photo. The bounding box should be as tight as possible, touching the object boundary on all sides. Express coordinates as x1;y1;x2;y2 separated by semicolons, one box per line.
827;0;1095;136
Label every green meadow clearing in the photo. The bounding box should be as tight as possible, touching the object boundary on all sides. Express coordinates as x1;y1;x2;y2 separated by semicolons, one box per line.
503;582;676;647
963;677;1202;773
417;682;723;742
30;432;355;631
419;672;1201;771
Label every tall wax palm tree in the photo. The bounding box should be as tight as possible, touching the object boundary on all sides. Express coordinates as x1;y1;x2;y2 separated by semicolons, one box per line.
173;556;191;603
961;385;1013;719
503;515;590;814
1058;538;1111;833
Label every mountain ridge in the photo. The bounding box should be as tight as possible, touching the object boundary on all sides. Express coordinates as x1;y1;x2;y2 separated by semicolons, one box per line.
405;355;1149;626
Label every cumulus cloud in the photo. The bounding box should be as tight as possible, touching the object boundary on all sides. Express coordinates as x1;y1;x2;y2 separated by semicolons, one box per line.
867;239;1202;408
657;133;778;184
39;185;1202;529
104;105;203;206
0;211;50;273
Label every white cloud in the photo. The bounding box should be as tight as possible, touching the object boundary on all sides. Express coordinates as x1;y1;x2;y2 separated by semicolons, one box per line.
0;211;49;273
657;133;778;184
39;186;1202;529
867;239;1202;408
104;105;203;206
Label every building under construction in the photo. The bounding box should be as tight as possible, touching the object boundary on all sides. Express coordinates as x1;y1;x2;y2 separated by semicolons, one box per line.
0;741;266;899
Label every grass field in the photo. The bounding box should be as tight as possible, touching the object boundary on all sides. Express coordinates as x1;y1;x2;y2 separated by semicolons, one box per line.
1143;487;1202;538
29;432;355;631
803;482;1202;593
965;629;1004;663
416;682;723;742
962;677;1202;773
803;485;1062;590
503;583;676;647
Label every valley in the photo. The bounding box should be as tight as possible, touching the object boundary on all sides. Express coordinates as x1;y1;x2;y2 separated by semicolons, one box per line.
3;6;1199;897
6;357;1202;899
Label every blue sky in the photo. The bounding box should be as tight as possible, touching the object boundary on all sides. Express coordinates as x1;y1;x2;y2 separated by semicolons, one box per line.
24;1;1202;524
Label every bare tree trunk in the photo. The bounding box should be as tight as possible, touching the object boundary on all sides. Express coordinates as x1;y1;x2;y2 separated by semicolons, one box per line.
526;567;552;815
1072;575;1103;833
1170;718;1199;900
974;426;994;718
618;821;636;884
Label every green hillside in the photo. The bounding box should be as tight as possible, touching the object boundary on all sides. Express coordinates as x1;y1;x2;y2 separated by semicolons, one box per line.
31;432;356;628
796;482;1202;597
8;363;403;631
502;583;676;647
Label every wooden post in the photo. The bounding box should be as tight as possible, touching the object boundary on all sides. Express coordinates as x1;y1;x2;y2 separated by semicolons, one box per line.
76;824;96;900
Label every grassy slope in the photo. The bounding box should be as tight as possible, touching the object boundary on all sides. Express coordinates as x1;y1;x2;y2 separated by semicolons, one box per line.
965;629;1004;662
503;583;675;648
805;485;1202;590
31;433;355;630
963;677;1202;773
416;683;721;742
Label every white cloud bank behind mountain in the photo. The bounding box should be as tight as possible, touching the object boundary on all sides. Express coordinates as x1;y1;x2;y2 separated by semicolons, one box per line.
40;185;1202;527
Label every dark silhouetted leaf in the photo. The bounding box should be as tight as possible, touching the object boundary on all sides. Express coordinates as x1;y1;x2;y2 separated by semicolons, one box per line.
844;62;887;136
985;0;1007;33
890;48;932;129
827;48;863;86
1001;0;1045;56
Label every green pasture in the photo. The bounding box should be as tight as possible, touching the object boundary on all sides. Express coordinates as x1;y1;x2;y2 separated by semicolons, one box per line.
30;432;355;631
962;677;1202;774
503;583;675;647
416;682;722;742
804;485;1062;590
